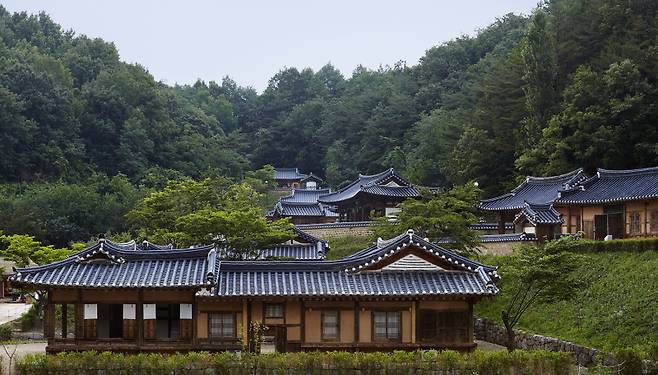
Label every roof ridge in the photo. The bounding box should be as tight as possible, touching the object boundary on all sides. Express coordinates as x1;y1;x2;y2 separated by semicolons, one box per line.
597;166;658;177
526;168;584;183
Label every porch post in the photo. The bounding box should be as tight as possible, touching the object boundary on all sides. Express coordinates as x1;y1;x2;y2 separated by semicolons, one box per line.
137;290;143;347
44;292;55;340
354;301;359;343
497;213;506;234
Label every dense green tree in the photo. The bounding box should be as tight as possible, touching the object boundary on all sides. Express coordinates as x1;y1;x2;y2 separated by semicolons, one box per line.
375;183;481;255
127;178;293;254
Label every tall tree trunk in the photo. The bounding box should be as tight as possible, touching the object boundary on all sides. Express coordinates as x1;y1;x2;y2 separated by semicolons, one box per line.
501;310;516;352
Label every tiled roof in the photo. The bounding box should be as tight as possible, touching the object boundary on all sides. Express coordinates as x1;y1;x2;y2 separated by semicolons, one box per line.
514;202;563;225
478;169;586;211
281;189;332;203
108;240;174;251
273;201;338;217
213;230;499;298
296;221;377;230
556;167;658;205
300;173;323;183
260;244;326;260
469;223;513;231
318;169;420;204
293;227;326;245
10;240;217;288
274;168;307;180
479;233;537;243
217;243;327;261
215;271;495;297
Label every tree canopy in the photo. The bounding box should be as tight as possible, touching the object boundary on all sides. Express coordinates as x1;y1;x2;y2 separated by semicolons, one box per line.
0;1;657;244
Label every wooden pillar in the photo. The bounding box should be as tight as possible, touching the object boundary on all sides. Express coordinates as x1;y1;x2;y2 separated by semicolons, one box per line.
468;300;474;343
567;207;572;233
61;303;67;339
645;202;649;236
497;213;506;234
192;299;198;348
354;301;359;343
137;290;144;347
75;291;83;341
410;300;416;344
300;300;305;343
44;292;55;340
246;300;252;351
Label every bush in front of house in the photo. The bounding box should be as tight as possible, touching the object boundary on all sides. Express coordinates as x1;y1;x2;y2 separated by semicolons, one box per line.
546;236;658;253
16;349;573;375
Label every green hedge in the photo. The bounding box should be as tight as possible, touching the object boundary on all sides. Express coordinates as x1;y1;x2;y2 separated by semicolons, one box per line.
547;236;658;253
16;350;573;375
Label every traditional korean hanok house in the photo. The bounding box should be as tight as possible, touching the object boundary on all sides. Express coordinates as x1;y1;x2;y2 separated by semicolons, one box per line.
300;173;323;190
512;202;563;241
10;230;499;353
554;167;658;240
318;169;420;222
478;168;586;234
268;188;338;225
274;168;323;190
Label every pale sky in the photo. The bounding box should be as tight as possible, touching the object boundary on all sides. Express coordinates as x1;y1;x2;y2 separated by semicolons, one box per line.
3;0;539;91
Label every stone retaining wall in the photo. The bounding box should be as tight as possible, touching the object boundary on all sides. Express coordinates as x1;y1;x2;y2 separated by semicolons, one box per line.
474;318;606;366
296;222;376;239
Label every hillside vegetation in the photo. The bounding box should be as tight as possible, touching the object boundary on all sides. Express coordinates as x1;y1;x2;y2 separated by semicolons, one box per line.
1;0;657;245
476;250;658;351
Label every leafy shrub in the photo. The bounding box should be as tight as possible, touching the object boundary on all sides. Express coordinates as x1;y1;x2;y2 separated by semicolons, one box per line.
0;323;12;341
20;303;38;331
545;236;658;253
15;349;574;375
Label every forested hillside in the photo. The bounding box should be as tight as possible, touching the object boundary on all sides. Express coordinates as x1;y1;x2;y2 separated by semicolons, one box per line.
1;0;657;245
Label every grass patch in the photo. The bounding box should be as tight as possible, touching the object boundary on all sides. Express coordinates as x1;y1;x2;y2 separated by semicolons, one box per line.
476;250;658;351
326;236;376;260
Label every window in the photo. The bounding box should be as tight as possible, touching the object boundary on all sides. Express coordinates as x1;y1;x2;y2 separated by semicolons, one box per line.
96;304;124;339
630;211;641;234
156;304;180;339
321;310;339;341
372;311;401;341
264;304;284;318
650;210;658;234
209;313;235;338
418;310;469;343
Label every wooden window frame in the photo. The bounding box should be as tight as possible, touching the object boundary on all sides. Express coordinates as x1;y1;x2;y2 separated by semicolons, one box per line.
630;211;641;235
649;209;658;234
371;310;402;343
417;309;469;343
208;312;236;339
321;310;340;342
263;303;284;319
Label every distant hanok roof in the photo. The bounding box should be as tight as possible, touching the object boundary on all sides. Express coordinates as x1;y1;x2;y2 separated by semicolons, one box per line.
556;167;658;205
478;168;586;211
274;168;307;181
300;173;323;183
270;188;338;218
213;229;499;298
272;201;339;217
10;240;217;289
281;188;331;203
513;202;563;226
318;168;420;204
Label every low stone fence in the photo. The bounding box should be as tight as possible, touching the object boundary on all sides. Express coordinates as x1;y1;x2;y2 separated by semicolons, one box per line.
296;221;377;239
474;318;607;366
